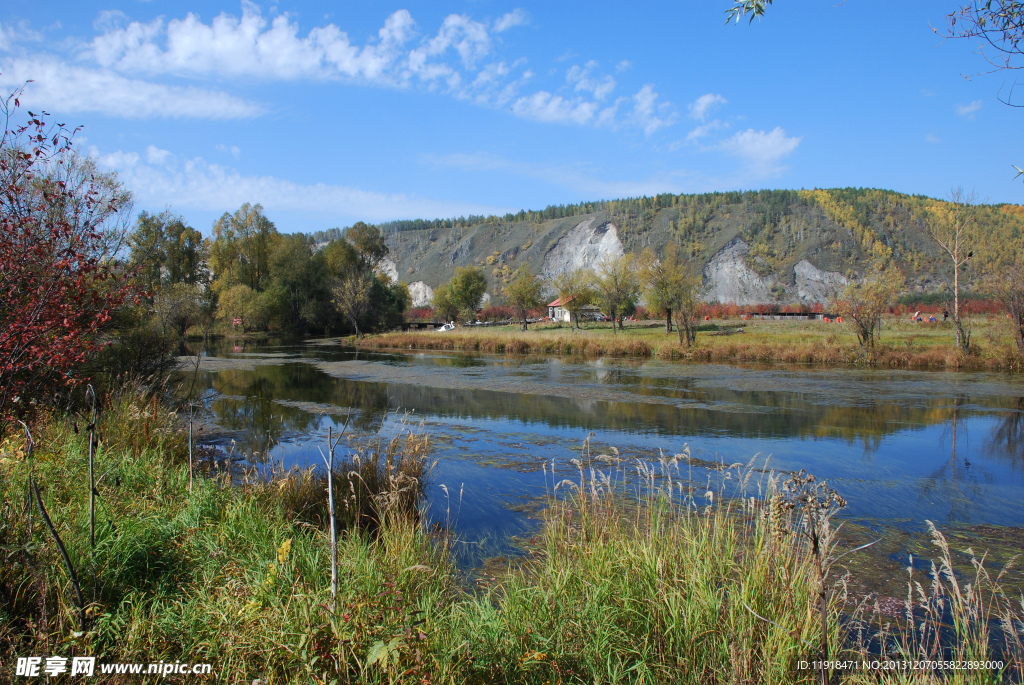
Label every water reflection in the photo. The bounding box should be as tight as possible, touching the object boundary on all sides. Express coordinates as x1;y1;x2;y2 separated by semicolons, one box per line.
986;396;1024;467
199;363;393;460
179;339;1024;562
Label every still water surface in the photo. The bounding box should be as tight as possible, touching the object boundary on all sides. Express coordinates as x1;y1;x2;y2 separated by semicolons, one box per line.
182;338;1024;568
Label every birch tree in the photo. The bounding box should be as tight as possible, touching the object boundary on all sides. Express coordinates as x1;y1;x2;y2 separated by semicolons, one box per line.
926;187;977;351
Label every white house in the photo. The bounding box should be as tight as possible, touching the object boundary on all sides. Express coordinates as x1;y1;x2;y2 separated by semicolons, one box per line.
547;296;602;323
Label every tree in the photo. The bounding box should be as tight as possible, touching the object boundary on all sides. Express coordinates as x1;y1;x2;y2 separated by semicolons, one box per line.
945;1;1024;181
0;85;137;425
268;233;330;335
163;217;208;286
331;270;373;338
594;254;640;333
926;187;977;351
325;237;372;338
990;258;1024;357
946;2;1024;86
725;0;773;23
833;261;905;354
671;274;703;347
553;268;596;329
131;210;208;290
503;270;544;331
639;248;678;333
369;275;411;332
153;282;203;337
638;245;702;345
432;283;458;323
448;266;488;319
345;222;388;271
218;284;256;331
323;224;406;337
131;211;168;292
210;203;279;293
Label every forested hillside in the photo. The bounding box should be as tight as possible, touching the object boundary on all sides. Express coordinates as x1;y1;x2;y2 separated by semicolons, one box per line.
373;188;1024;303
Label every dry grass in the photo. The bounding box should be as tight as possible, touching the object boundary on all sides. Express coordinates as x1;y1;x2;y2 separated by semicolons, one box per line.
268;432;432;534
360;315;1023;370
843;521;1024;684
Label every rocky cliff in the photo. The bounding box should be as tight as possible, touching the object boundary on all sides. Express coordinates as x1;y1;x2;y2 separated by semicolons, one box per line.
375;188;1021;307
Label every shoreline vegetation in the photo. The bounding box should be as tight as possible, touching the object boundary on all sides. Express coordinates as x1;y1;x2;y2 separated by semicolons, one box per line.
2;391;1021;683
353;316;1024;371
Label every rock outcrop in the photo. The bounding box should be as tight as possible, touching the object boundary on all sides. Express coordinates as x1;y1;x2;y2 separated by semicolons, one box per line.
702;239;778;305
702;240;846;305
793;259;846;303
378;257;399;282
408;281;434;308
540;218;624;282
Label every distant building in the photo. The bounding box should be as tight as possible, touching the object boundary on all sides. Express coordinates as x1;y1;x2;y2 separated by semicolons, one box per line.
547;296;601;322
547;296;570;321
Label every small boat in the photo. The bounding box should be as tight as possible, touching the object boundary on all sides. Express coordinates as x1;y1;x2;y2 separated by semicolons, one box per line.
436;322;456;332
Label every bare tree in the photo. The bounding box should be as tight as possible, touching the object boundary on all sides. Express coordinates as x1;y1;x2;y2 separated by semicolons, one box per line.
945;2;1024;100
990;258;1024;357
833;261;905;356
926;187;977;351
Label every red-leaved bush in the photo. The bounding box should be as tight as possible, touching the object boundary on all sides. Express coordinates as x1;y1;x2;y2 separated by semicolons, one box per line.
0;84;136;427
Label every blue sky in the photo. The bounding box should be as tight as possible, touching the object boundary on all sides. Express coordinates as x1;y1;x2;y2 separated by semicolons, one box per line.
1;1;1021;234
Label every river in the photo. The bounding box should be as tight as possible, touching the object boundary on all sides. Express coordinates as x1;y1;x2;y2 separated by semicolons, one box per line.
179;337;1024;588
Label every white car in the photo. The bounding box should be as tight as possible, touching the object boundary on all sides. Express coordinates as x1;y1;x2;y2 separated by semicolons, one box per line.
436;322;456;332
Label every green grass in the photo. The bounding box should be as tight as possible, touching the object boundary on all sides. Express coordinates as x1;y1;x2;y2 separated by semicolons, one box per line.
1;394;1021;683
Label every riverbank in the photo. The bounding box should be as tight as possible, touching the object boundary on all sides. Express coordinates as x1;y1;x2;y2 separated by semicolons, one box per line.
1;394;1019;683
357;315;1022;370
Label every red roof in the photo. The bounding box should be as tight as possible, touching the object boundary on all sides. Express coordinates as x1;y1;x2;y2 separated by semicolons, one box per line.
547;295;574;307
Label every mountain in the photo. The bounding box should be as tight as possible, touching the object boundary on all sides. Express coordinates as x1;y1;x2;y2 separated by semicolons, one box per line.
370;188;1024;307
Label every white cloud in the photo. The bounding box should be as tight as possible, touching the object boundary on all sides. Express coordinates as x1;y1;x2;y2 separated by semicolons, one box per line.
719;127;801;176
510;82;676;134
146;144;173;165
925;134;941;144
7;6;676;133
631;84;677;136
686;119;727;141
96;147;510;222
511;91;600;125
0;56;262;119
90;6;417;82
615;60;631;73
410;14;491;73
216;143;242;157
493;10;528;33
92;10;129;33
955;100;982;117
0;21;43;50
688;93;727;122
85;6;523;102
566;60;616;101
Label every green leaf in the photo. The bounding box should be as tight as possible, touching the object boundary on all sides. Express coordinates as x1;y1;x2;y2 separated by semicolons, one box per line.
366;641;389;668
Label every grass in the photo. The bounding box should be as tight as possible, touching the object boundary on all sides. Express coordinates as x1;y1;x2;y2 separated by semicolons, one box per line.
1;394;1021;683
359;315;1024;371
